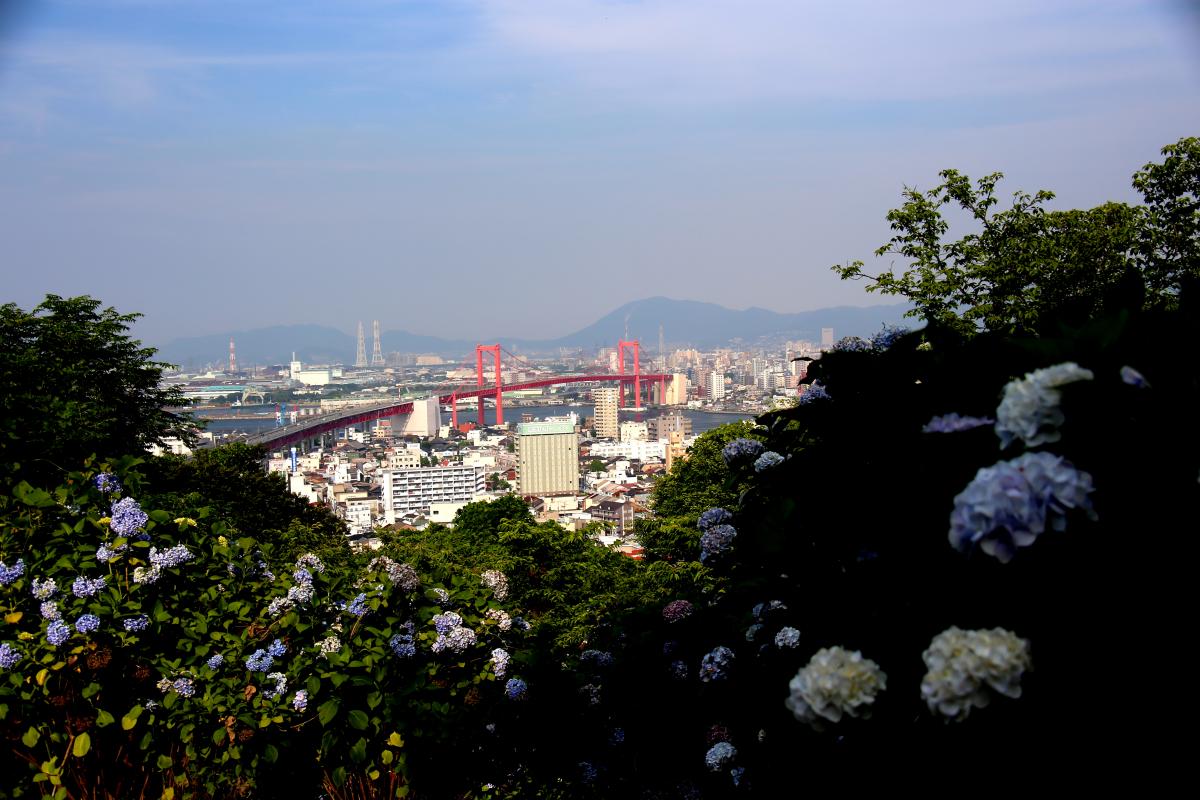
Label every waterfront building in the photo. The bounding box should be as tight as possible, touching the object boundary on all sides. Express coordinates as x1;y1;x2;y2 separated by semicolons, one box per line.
593;387;620;439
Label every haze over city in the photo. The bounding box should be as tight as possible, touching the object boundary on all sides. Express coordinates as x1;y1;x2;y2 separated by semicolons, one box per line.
2;1;1198;348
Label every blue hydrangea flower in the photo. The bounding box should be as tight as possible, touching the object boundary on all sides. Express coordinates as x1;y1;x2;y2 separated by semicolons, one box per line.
94;473;122;494
0;559;26;586
292;568;312;586
490;648;510;678
754;451;785;472
433;612;463;634
431;626;476;654
923;413;995;434
46;619;71;647
40;601;60;621
149;545;193;569
699;646;735;683
705;741;737;771
949;451;1095;563
0;642;22;670
294;553;325;574
292;690;308;712
287;583;314;604
871;324;910;350
832;335;872;352
698;507;734;531
173;677;196;698
267;639;287;658
432;587;451;607
722;438;764;464
346;593;369;617
75;614;100;634
609;727;625;745
505;678;528;701
122;615;149;632
95;543;127;562
206;653;225;670
580;650;614;669
700;524;737;562
264;672;288;699
798;381;831;405
245;649;273;672
72;575;106;598
389;634;416;659
109;497;149;538
30;578;56;600
774;627;801;649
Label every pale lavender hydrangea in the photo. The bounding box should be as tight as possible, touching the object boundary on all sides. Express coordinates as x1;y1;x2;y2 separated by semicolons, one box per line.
481;570;509;601
292;690;308;711
264;672;287;699
267;639;287;658
72;575;106;598
172;677;196;698
832;335;872;353
705;742;737;772
109;497;149;538
206;653;224;670
1120;365;1150;388
245;649;273;672
286;583;314;605
491;648;510;678
754;451;785;472
0;559;26;586
40;601;60;621
700;524;737;562
921;627;1031;720
0;642;22;669
150;545;193;569
949;451;1095;563
434;612;463;634
774;627;801;649
346;593;369;617
923;413;995;434
95;543;126;562
432;626;476;654
294;553;325;574
995;362;1094;448
486;608;513;630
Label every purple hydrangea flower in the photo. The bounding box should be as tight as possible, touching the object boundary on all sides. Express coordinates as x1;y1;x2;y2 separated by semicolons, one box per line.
432;626;476;654
264;672;287;699
95;543;127;562
698;508;734;531
40;601;60;621
46;619;71;647
346;593;369;617
433;612;463;634
774;627;801;649
832;336;872;353
267;639;287;658
292;690;308;711
389;634;416;659
662;600;694;624
700;524;737;562
491;648;510;678
705;741;737;771
149;545;193;569
505;678;528;701
798;381;831;405
109;497;148;538
923;413;995;434
294;553;325;574
94;473;122;494
871;325;910;350
949;451;1095;563
580;650;614;669
173;677;196;698
245;649;273;672
75;614;100;634
30;578;56;600
206;653;225;669
123;615;149;632
722;438;764;464
0;642;22;669
0;559;26;586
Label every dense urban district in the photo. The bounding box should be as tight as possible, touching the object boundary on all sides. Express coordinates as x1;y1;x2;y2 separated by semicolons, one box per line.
0;138;1197;798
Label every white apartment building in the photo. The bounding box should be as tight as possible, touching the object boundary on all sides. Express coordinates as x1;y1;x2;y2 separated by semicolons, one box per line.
593;387;620;439
380;465;487;524
708;372;726;401
619;421;648;442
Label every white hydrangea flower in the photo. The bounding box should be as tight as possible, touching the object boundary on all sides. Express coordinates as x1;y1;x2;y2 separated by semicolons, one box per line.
785;647;887;726
995;362;1093;448
921;627;1031;721
481;570;509;601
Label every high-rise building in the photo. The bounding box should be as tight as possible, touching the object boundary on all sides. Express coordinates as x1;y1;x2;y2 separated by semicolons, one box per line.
648;413;693;440
708;372;726;401
821;328;835;349
517;420;579;497
593;387;620;439
663;373;689;405
380;464;486;523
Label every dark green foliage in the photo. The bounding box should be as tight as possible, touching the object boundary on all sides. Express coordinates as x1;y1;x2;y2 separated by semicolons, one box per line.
833;136;1200;335
143;443;351;569
0;295;199;484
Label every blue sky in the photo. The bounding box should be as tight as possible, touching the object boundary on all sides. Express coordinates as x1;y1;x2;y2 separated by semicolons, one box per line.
2;0;1198;348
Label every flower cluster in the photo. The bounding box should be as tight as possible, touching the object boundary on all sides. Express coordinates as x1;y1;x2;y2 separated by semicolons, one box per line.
123;615;150;632
662;600;694;624
345;593;370;617
722;438;764;464
505;678;528;701
292;690;308;711
774;627;801;649
389;622;416;658
433;612;463;634
245;649;274;672
264;672;288;699
0;559;26;586
949;451;1095;562
294;553;325;575
699;646;735;683
705;742;737;772
580;650;614;669
267;639;287;658
0;642;23;669
481;570;509;601
832;335;872;352
96;543;127;562
109;497;149;538
699;524;737;563
317;635;342;658
206;653;225;670
995;362;1094;448
72;575;106;597
785;647;887;726
491;648;510;678
46;619;71;647
432;588;451;606
1120;365;1149;388
485;608;512;631
75;614;100;634
871;324;910;350
367;556;420;592
752;600;788;620
697;507;733;531
40;601;59;620
30;578;56;600
921;627;1031;720
754;451;785;472
431;613;476;654
798;381;831;404
923;413;995;434
134;545;195;585
267;597;294;617
94;473;122;494
173;677;196;698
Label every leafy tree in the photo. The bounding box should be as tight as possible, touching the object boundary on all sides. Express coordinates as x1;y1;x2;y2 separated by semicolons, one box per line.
0;295;198;483
587;459;606;474
647;420;762;519
832;136;1199;335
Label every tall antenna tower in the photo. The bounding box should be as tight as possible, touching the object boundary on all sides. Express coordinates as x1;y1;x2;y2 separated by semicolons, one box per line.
228;337;237;374
371;320;385;366
355;321;368;367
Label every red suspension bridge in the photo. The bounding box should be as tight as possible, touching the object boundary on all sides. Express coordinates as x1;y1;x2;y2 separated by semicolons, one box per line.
244;340;671;450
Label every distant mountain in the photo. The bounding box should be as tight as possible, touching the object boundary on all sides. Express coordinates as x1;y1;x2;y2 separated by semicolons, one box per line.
158;298;912;367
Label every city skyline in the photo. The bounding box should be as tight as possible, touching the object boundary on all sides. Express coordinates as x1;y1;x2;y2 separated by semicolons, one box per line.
2;1;1198;344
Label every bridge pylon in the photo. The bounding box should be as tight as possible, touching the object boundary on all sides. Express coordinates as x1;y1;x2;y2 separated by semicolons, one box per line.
476;344;502;426
617;340;640;408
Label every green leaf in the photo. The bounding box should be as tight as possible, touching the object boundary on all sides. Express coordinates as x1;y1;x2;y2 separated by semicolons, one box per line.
366;691;382;710
95;709;115;728
121;704;144;730
22;727;40;748
348;709;369;730
317;699;339;726
331;767;347;788
72;732;91;757
306;676;320;695
349;737;367;764
156;754;173;770
263;744;278;764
